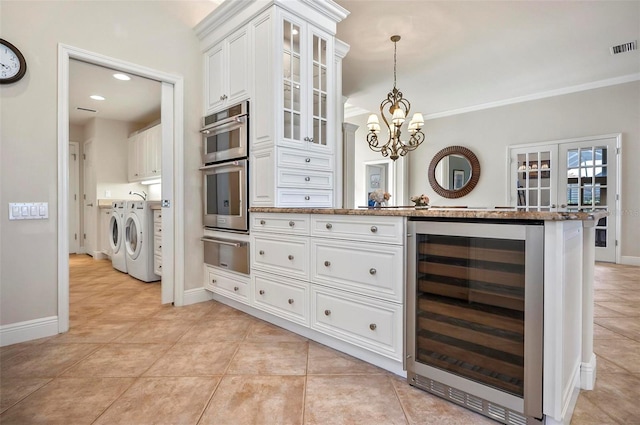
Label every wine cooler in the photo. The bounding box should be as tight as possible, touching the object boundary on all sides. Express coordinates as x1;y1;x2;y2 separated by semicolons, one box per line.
406;219;544;425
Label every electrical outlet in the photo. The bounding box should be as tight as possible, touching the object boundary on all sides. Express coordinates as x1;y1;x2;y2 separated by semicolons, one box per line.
105;190;111;198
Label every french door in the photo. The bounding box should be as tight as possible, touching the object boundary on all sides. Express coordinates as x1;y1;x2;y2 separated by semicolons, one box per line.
509;135;620;263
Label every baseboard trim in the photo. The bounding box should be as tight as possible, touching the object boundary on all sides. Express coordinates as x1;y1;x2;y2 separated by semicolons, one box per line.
620;256;640;266
580;353;597;390
182;287;214;306
0;316;59;347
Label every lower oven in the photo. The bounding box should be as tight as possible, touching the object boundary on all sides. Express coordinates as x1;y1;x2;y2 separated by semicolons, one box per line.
202;236;249;275
201;159;248;233
406;219;544;425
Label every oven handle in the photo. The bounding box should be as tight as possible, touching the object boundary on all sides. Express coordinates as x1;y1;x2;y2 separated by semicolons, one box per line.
200;236;244;248
199;159;246;171
200;114;247;134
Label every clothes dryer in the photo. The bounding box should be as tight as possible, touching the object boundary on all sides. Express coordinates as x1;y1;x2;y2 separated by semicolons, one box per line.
109;201;127;273
124;201;160;282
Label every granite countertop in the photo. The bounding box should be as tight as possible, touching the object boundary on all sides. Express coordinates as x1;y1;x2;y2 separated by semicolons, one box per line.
249;206;607;223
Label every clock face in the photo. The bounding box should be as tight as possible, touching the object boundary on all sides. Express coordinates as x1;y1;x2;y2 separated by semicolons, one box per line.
0;39;26;83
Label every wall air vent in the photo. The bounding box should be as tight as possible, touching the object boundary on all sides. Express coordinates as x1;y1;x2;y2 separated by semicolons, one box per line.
610;40;637;55
76;107;97;113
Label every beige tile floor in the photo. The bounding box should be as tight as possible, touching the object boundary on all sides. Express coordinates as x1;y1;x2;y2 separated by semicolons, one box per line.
1;255;638;424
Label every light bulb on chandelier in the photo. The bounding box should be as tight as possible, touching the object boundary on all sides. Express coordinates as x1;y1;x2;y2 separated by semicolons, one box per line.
366;35;425;161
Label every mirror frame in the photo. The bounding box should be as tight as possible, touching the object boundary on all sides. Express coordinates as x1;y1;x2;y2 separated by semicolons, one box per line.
428;146;481;199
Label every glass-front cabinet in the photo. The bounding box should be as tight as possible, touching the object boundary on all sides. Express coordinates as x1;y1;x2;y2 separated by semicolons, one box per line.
280;12;334;153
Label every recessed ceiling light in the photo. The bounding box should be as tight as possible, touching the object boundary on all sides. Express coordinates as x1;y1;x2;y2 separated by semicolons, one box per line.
90;95;105;101
113;73;131;81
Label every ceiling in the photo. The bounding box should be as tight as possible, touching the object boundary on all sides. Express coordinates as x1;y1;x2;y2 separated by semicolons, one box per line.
68;1;639;126
334;0;640;119
69;59;161;126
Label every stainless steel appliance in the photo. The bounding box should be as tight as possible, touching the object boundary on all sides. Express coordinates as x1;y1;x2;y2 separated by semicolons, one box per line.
201;159;248;232
202;236;249;275
406;219;544;425
201;101;249;164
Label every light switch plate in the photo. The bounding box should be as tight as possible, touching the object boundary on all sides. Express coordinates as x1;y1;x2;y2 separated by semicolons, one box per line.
9;202;49;220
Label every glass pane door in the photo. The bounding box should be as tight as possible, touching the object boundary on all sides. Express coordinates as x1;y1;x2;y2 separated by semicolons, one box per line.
559;139;618;262
283;19;301;142
312;34;327;146
510;145;556;211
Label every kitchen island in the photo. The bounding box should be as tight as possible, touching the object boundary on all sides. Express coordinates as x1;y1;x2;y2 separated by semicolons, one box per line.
207;207;603;425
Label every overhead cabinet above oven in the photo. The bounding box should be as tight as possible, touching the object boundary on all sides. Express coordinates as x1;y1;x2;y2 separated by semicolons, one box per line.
195;0;350;208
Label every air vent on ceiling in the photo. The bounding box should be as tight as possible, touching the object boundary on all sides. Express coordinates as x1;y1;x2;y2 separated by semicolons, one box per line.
610;40;637;55
76;107;97;113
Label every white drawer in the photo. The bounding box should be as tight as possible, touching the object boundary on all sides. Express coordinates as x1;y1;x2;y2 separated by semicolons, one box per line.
251;213;310;235
311;285;402;360
253;272;309;326
311;215;404;244
311;239;403;303
154;235;162;256
252;235;309;280
277;189;333;207
278;168;333;189
154;254;162;276
153;209;162;223
205;267;250;304
278;148;332;171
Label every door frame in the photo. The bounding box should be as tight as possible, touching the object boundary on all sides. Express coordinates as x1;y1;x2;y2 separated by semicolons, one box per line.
57;44;185;333
506;133;621;264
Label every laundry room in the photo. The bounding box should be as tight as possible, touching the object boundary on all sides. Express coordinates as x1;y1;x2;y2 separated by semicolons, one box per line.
68;59;163;286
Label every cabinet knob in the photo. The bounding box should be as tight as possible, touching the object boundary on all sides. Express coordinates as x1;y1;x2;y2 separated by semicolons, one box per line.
370;226;378;233
159;265;162;269
288;255;294;260
158;229;162;232
259;250;265;255
304;137;314;143
304;196;310;201
259;289;265;295
211;279;216;284
305;158;311;163
260;219;266;225
325;223;332;229
288;298;294;304
324;309;331;316
289;221;295;227
158;214;162;218
369;268;377;275
159;245;162;249
233;286;239;292
324;260;331;267
369;323;377;331
305;176;310;182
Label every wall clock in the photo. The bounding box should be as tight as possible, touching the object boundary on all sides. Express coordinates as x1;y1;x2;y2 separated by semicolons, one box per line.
0;38;27;84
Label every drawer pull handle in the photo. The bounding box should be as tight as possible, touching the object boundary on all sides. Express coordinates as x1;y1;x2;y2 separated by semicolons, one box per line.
288;255;294;260
259;250;265;255
233;286;239;292
211;279;216;284
259;289;265;295
369;268;377;275
324;309;331;316
260;219;266;225
305;176;310;182
324;261;331;267
305;157;311;163
325;223;332;229
370;226;378;233
288;298;294;304
369;323;377;331
289;221;295;227
304;196;310;200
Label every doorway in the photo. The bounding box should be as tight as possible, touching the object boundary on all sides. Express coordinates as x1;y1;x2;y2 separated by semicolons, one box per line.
364;159;394;206
509;134;621;263
58;44;185;333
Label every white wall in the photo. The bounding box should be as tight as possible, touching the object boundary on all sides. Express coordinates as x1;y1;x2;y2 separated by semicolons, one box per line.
0;0;215;326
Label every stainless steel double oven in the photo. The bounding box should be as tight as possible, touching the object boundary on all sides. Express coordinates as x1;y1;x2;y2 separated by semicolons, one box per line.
200;101;250;276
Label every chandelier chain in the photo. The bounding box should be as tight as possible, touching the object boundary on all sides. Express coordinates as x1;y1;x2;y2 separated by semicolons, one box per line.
393;39;397;89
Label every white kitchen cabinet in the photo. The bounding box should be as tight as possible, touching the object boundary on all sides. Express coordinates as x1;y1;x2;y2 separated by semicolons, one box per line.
254;272;309;326
205;265;250;305
100;208;112;258
204;26;249;114
127;124;161;182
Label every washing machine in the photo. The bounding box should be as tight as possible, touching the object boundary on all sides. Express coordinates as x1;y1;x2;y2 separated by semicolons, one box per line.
124;201;160;282
109;201;127;273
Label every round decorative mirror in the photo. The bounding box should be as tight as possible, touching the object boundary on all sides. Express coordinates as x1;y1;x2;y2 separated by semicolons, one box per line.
428;146;480;199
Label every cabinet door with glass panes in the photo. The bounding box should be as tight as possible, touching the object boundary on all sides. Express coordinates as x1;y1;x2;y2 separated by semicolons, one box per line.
510;145;557;211
279;12;334;153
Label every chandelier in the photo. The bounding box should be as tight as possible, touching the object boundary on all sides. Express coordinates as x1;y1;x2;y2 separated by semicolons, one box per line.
366;35;425;161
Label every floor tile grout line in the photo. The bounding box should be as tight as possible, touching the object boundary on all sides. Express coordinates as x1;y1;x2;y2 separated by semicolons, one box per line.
301;339;310;424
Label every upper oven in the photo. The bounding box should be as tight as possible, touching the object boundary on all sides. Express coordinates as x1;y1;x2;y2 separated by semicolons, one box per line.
201;159;249;233
201;101;249;164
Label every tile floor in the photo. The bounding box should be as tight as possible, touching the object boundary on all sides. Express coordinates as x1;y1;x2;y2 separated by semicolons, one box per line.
1;255;638;424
